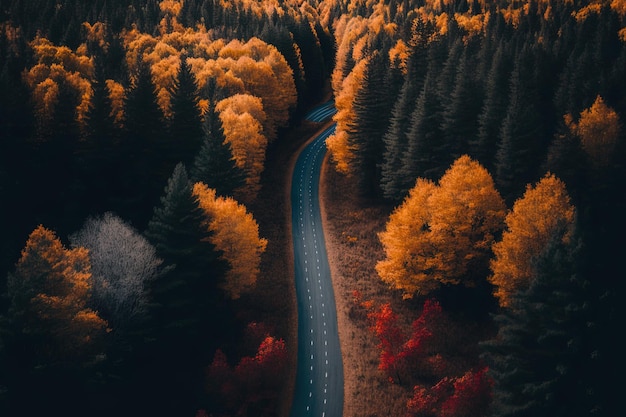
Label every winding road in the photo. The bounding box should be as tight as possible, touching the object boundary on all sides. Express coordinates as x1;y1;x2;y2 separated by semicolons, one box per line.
289;101;342;417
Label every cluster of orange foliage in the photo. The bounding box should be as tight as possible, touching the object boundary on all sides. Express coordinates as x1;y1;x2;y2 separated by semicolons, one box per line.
565;95;622;168
489;174;576;307
21;0;299;201
377;155;579;308
120;7;297;195
9;226;108;361
23;36;94;134
193;182;267;299
216;94;268;199
376;155;506;298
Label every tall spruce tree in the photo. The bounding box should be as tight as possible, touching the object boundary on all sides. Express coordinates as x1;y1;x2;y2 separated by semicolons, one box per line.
481;231;599;417
475;41;512;171
80;57;117;215
168;54;204;169
440;48;482;161
348;50;392;198
293;18;325;103
494;45;544;204
400;61;444;188
121;57;167;226
144;163;226;341
190;102;245;197
436;38;463;114
380;75;420;202
143;163;228;417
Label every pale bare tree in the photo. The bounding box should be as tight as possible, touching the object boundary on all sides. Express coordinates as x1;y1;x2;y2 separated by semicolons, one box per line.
70;212;162;328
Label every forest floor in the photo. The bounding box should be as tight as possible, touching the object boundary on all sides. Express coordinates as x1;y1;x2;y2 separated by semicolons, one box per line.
319;159;422;417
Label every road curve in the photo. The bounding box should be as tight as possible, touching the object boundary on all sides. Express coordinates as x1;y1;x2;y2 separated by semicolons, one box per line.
289;119;343;417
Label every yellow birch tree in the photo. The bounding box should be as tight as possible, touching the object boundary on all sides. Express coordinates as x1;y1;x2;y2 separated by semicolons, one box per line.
489;173;576;307
193;183;267;299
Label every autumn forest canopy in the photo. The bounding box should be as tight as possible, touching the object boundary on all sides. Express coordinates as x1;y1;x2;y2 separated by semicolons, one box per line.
1;1;625;417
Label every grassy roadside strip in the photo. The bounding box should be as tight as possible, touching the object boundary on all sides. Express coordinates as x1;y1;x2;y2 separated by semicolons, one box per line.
318;154;422;417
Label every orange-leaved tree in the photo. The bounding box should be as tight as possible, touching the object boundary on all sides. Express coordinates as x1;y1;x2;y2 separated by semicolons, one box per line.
376;177;438;297
218;37;297;141
567;95;621;168
326;57;368;174
7;225;108;364
23;36;94;135
376;155;506;298
488;173;576;307
193;183;267;299
215;93;268;201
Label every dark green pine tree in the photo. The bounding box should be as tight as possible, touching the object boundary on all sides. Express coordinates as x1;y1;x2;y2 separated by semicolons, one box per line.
404;14;435;95
400;61;444;188
260;23;307;115
475;40;513;171
79;57;118;215
481;232;599;417
168;54;204;169
436;37;463;113
541;124;588;206
143;163;228;417
494;45;544;204
380;75;420;202
293;18;326;103
190;102;245;197
440;48;482;161
347;50;392;198
120;57;167;227
37;77;86;235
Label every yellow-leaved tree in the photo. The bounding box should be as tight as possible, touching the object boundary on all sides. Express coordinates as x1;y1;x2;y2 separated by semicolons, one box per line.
488;173;576;307
216;94;268;201
326;57;368;174
23;36;94;133
7;225;108;363
193;183;268;299
376;178;438;296
377;155;506;298
218;37;297;141
567;95;621;169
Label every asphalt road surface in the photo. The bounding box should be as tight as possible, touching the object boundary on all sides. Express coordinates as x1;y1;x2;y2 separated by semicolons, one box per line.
304;100;337;123
289;113;343;417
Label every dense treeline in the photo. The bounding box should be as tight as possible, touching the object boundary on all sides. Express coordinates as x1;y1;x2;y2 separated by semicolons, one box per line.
329;0;625;416
0;1;334;416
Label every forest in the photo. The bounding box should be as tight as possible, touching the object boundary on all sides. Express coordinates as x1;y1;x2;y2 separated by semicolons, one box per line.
0;0;624;417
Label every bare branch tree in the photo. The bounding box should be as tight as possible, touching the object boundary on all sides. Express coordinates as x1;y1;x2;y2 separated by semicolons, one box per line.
70;212;162;328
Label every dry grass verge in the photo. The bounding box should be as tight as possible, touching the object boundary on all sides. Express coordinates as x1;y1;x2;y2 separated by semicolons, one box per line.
319;160;422;417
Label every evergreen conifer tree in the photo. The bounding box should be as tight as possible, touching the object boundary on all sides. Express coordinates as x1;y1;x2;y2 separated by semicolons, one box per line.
143;163;228;417
400;61;444;188
481;232;598;417
190;102;246;197
475;41;512;171
121;57;167;225
380;76;420;201
80;57;117;214
440;48;482;161
168;54;204;169
348;50;392;198
494;45;544;204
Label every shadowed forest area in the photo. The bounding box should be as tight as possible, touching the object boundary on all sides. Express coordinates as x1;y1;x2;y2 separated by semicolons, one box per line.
1;1;625;417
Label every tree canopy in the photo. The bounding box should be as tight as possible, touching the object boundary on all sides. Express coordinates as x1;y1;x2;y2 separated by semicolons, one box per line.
377;155;506;298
